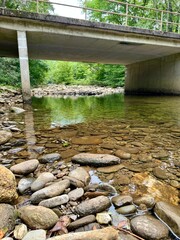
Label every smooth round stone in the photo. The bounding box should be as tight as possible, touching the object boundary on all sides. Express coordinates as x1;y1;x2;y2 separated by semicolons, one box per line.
116;205;137;215
18;205;58;230
18;178;35;194
68;188;84;201
0;130;12;145
75;196;111;216
14;224;28;239
130;215;169;240
115;150;131;159
39;153;61;163
96;212;111;224
10;159;39;175
31;172;55;192
112;195;133;207
153;167;168;180
69;167;90;186
22;230;46;240
39;194;69;208
0;204;16;231
133;195;155;208
68;215;96;231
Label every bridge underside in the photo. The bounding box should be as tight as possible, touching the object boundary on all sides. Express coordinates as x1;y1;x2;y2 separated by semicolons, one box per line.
0;10;180;100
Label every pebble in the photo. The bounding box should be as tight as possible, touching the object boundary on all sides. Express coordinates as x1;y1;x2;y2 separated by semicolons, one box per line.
18;178;35;194
31;172;55;192
22;230;46;240
112;195;133;207
68;188;84;201
96;212;111;224
39;194;69;208
116;205;137;215
14;224;28;239
10;159;39;175
39;153;61;163
68;215;96;230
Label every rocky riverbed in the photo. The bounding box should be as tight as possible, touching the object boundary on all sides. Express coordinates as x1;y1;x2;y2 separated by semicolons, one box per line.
0;86;180;240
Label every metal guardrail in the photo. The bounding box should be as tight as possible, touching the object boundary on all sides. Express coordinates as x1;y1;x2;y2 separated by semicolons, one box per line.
1;0;180;33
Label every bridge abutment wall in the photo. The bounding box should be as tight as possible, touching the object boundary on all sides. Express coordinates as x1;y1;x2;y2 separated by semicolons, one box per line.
125;53;180;95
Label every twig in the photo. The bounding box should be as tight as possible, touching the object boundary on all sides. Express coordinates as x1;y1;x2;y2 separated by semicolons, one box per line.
115;227;145;240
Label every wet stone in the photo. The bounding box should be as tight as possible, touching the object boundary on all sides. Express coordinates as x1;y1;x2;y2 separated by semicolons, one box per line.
97;164;124;173
133;195;155;208
115;150;131;159
153;167;168;180
72;153;120;167
39;153;61;163
72;136;102;145
116;205;137;215
112;195;133;208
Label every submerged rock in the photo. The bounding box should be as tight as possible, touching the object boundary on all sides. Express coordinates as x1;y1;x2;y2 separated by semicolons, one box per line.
18;205;58;230
72;136;102;145
154;201;180;237
72;153;120;167
112;195;133;208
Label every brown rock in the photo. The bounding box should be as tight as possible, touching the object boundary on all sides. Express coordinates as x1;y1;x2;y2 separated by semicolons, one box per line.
0;165;18;203
0;130;12;145
72;136;102;145
115;150;131;159
68;215;96;230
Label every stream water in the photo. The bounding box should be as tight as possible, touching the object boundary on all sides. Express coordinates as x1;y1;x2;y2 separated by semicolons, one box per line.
8;93;179;206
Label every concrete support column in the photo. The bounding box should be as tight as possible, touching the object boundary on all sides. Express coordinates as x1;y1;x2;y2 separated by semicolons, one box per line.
125;53;180;95
17;31;31;102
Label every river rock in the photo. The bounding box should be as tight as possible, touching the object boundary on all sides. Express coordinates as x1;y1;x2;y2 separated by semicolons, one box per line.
0;130;12;145
0;165;18;203
97;164;124;173
68;215;96;230
18;178;35;194
22;230;46;240
11;106;25;114
18;205;58;230
10;159;39;175
68;167;90;186
112;195;133;207
39;194;69;208
47;227;119;240
153;167;168;180
75;196;111;216
130;215;169;240
30;179;70;204
118;232;138;240
39;153;61;163
68;188;84;201
0;204;16;231
72;153;120;166
154;201;180;237
115;150;131;159
14;224;28;239
116;205;137;215
133;195;155;208
72;136;102;145
96;212;111;224
31;172;55;192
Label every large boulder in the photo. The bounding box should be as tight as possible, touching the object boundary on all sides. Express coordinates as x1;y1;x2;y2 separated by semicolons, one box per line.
0;165;18;203
72;153;120;167
154;201;180;237
0;130;12;145
18;205;58;230
130;215;169;240
0;204;16;231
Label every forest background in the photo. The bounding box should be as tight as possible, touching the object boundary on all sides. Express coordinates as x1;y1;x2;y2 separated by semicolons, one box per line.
0;0;179;88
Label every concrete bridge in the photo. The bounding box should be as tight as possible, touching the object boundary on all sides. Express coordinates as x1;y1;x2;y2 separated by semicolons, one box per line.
0;6;180;101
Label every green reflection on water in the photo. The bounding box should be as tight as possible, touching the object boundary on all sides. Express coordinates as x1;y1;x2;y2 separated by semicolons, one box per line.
32;94;180;128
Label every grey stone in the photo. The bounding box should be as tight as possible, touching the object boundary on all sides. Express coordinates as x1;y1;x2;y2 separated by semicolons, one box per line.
18;178;35;194
133;195;155;208
39;194;69;208
18;205;58;230
116;205;137;215
31;172;55;192
75;196;111;216
68;188;84;201
11;106;25;114
72;153;120;166
30;179;70;204
39;153;61;163
0;204;16;231
68;215;96;231
154;201;180;237
22;230;46;240
10;159;39;175
130;215;169;240
96;212;111;224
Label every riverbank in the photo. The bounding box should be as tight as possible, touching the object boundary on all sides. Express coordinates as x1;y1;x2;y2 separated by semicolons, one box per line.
0;86;180;240
32;84;124;97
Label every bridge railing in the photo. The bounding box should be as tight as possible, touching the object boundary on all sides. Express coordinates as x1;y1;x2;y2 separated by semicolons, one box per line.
1;0;180;34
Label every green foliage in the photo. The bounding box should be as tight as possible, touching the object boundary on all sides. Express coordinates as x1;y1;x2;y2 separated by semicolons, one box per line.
0;58;48;87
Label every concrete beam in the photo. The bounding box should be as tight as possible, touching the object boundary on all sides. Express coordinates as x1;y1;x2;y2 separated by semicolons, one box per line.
125;53;180;95
17;31;31;102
